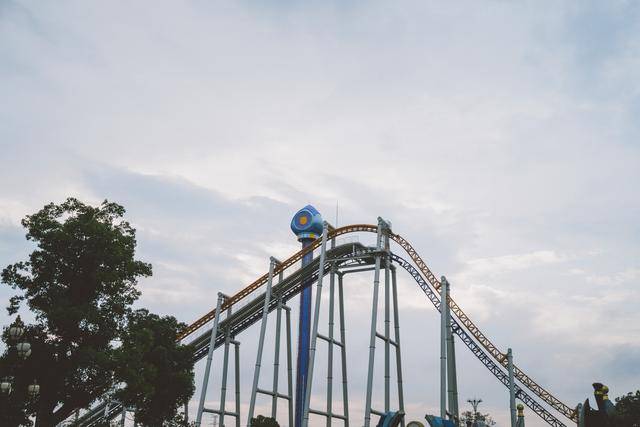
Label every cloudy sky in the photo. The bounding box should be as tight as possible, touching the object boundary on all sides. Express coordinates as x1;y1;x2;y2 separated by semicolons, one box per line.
1;1;639;426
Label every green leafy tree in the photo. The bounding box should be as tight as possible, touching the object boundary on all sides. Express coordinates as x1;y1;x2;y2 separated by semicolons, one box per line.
615;390;640;427
0;198;194;426
114;309;194;426
251;415;280;427
459;410;496;426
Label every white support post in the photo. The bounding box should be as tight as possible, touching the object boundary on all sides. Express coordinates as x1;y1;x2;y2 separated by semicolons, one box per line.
445;279;459;422
364;218;386;427
220;302;234;427
338;272;350;427
508;348;516;427
384;245;391;413
247;257;277;426
440;276;448;420
196;293;225;427
326;263;336;427
391;266;405;427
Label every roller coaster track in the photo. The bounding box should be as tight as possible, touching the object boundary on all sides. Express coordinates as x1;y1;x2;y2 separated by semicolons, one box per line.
390;252;566;427
177;224;576;423
74;243;363;426
73;224;576;425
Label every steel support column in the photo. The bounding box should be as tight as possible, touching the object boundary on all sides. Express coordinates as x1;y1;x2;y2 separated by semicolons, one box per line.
220;303;234;427
248;258;277;425
271;297;284;419
302;222;329;427
445;279;459;423
326;262;336;427
508;348;517;427
391;266;405;427
364;218;386;427
235;342;241;427
440;276;448;419
286;302;295;427
338;272;350;427
196;293;225;427
384;245;391;413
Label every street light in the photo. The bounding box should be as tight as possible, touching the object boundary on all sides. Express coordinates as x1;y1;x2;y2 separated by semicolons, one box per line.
8;316;25;341
467;398;483;422
16;342;32;360
28;381;40;397
1;316;37;402
16;342;31;360
1;377;13;394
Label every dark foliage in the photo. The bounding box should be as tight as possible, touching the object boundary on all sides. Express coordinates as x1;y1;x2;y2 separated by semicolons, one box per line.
114;309;195;426
615;390;640;427
459;410;496;426
0;198;194;426
251;415;280;427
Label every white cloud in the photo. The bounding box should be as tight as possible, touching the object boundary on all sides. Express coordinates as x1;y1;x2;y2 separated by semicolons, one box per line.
584;267;640;286
455;250;570;285
2;2;639;425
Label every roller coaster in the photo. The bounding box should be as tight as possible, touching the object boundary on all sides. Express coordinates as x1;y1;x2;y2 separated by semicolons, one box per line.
69;214;582;427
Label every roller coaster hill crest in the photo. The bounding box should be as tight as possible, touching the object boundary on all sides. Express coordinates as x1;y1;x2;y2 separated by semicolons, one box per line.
71;205;617;427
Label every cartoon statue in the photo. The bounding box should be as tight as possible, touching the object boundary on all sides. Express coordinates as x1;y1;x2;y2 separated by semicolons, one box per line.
579;383;619;427
376;411;405;427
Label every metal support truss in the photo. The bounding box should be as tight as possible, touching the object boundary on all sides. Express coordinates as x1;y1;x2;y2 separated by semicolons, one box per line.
248;257;277;425
390;253;567;427
160;223;571;424
303;231;351;427
195;293;242;427
440;276;448;420
246;252;295;427
363;218;405;427
269;255;294;426
196;293;226;427
71;235;572;427
508;348;517;427
218;302;241;427
445;278;459;422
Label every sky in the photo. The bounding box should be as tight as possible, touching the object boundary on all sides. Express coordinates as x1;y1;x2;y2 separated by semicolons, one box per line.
1;1;639;426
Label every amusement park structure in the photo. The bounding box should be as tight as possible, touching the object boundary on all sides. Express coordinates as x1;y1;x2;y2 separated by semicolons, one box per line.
68;206;587;427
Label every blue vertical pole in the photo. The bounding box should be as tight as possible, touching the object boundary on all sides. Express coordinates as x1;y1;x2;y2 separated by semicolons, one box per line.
296;238;313;427
290;205;324;427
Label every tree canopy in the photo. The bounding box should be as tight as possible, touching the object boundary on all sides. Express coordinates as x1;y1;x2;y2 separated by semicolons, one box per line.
0;198;194;426
114;309;194;426
615;390;640;427
251;415;280;427
459;410;496;426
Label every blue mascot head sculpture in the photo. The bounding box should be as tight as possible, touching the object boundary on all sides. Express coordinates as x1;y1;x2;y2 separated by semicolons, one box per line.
290;205;324;242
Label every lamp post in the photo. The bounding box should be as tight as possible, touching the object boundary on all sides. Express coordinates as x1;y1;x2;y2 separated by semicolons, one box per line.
28;381;40;397
16;342;32;360
1;316;38;398
1;376;14;395
9;317;25;341
467;398;482;424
